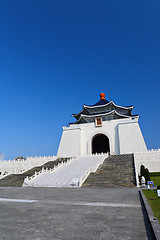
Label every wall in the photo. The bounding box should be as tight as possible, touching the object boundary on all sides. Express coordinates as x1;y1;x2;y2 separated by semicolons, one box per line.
118;122;147;154
57;117;147;157
0;155;56;177
57;127;81;157
134;149;160;174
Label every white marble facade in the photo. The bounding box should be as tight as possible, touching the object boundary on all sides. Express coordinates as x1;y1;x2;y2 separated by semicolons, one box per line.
57;117;147;158
1;93;159;178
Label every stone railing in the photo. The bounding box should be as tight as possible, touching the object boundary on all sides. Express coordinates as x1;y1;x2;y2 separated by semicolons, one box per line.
79;153;108;187
134;149;160;186
0;155;56;178
147;148;160;152
134;149;160;164
0;172;11;180
23;157;75;187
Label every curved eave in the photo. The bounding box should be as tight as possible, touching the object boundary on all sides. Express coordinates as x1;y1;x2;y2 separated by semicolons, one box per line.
72;101;134;118
70;110;139;125
72;109;84;118
83;101;134;110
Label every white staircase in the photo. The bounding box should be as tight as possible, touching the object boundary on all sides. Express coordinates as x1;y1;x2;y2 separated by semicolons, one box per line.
27;155;107;188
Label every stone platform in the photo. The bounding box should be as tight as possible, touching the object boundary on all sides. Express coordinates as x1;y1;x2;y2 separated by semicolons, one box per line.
0;187;154;240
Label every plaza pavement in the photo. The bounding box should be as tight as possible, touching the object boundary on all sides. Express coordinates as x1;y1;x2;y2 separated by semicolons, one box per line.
0;187;154;240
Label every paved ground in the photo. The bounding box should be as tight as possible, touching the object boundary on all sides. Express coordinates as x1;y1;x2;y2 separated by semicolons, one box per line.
0;187;153;240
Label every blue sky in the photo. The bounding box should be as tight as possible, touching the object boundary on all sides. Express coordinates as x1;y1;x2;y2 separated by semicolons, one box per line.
0;1;160;159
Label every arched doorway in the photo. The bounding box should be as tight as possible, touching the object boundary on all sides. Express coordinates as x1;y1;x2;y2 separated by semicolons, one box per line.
92;134;110;154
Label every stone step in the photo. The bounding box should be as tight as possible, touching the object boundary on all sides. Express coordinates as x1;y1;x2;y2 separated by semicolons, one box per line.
83;183;135;188
82;154;136;188
0;158;69;187
85;177;135;182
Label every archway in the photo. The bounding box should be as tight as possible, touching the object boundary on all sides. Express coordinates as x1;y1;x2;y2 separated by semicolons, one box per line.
92;134;110;154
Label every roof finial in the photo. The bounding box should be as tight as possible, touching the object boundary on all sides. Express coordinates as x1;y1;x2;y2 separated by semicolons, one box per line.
100;93;105;100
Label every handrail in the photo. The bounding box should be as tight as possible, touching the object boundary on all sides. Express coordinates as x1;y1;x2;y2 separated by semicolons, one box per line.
0;155;57;176
0;172;11;180
79;153;108;187
23;153;108;188
23;157;75;187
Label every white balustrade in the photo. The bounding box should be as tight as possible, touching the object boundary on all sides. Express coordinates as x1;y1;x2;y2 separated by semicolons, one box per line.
25;154;108;188
23;158;74;187
0;155;56;176
79;153;108;187
134;149;160;176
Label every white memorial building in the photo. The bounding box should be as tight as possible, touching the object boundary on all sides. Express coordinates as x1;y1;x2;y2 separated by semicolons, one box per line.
58;93;147;158
1;93;160;187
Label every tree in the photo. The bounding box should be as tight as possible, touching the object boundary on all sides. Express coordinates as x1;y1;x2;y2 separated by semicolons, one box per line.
140;165;145;177
15;156;26;161
140;165;150;184
145;168;150;183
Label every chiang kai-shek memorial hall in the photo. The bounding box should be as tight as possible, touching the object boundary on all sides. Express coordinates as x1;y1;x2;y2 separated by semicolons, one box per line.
1;92;160;188
57;93;147;158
